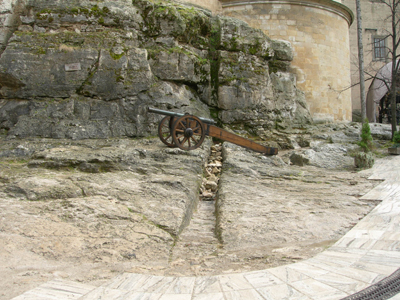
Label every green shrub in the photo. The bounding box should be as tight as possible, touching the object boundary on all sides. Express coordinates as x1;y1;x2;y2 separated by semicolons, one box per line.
393;130;400;145
354;152;374;169
358;119;373;152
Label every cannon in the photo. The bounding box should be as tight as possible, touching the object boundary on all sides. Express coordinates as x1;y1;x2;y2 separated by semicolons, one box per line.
148;107;278;155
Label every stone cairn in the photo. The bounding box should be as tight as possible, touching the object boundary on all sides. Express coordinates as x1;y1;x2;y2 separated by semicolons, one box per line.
200;144;222;200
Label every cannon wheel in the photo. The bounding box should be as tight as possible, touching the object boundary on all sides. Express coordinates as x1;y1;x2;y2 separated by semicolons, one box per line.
172;115;206;150
158;116;177;148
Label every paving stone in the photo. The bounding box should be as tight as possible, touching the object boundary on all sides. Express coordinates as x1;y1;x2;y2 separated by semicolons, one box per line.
11;280;95;300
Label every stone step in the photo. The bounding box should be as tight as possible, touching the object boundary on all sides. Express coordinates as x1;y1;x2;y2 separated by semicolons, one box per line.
11;279;96;300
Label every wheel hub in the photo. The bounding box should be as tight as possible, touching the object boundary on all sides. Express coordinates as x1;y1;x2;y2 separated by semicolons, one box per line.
184;128;194;138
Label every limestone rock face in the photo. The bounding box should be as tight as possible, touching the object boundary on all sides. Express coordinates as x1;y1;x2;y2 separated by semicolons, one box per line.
216;142;377;256
217;51;273;111
0;131;380;298
80;48;154;101
288;143;356;170
149;48;210;85
270;40;293;61
1;137;210;237
0;0;311;139
217;16;274;58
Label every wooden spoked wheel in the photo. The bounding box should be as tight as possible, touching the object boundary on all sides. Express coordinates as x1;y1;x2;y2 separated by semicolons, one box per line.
172;115;206;150
158;116;177;148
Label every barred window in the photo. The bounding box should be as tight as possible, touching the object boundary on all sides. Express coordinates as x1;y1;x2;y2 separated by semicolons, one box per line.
374;37;386;60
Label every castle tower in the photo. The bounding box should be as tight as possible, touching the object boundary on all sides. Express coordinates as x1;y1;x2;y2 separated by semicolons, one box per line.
176;0;223;12
179;0;354;123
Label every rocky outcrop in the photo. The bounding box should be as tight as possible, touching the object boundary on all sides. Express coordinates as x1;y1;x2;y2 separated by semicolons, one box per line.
0;132;380;297
0;0;311;140
288;143;357;169
1;137;210;237
216;142;377;257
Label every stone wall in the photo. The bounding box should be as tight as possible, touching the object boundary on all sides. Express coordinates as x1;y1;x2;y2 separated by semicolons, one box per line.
221;0;354;122
176;0;222;13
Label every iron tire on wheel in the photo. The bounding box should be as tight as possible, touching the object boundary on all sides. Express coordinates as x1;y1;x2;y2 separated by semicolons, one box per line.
158;116;177;148
172;115;206;150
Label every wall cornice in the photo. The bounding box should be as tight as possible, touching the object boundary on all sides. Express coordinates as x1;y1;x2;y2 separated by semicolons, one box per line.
220;0;354;26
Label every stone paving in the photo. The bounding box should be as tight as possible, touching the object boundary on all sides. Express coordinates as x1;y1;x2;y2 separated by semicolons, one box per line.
11;155;400;300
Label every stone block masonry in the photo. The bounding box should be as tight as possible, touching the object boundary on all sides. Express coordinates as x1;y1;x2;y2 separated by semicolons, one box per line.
177;0;222;12
221;0;354;122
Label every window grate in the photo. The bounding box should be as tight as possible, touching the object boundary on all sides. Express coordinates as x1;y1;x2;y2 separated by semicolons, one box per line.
374;37;386;59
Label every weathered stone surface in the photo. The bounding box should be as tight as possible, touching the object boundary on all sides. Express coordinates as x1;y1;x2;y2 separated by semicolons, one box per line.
0;0;312;140
7;176;84;201
216;55;312;130
288;143;357;169
0;41;98;98
0;130;387;299
270;39;293;61
135;0;212;49
218;51;273;110
270;72;311;128
0;137;210;236
139;81;211;118
2;80;210;139
289;152;309;166
0;27;154;100
80;48;154;100
370;122;393;140
0;0;22;54
148;47;209;84
26;0;144;31
217;15;274;58
0;136;214;300
217;142;377;255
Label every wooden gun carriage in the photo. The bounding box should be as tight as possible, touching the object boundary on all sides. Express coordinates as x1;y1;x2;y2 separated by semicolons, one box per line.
148;107;278;155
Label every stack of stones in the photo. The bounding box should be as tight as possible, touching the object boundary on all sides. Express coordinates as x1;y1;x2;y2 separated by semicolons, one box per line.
200;144;222;200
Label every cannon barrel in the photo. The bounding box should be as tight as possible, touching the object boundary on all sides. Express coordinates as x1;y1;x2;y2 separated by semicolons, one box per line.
150;107;278;155
148;107;216;125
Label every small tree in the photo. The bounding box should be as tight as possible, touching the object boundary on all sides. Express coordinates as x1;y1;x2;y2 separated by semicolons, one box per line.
355;119;375;169
393;127;400;144
358;119;373;152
